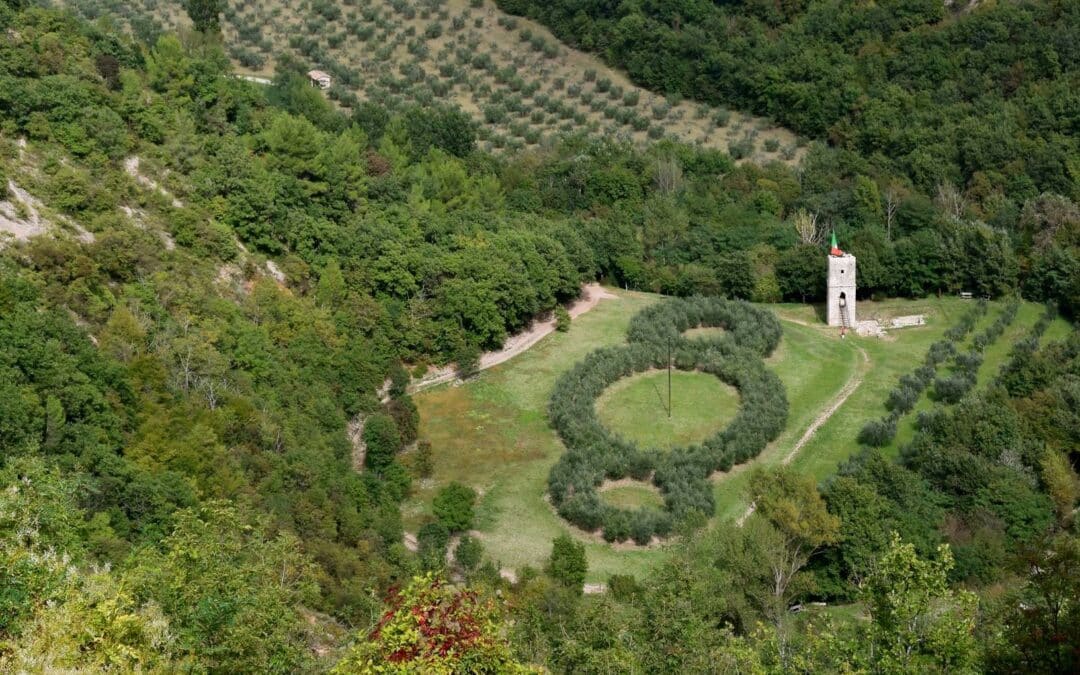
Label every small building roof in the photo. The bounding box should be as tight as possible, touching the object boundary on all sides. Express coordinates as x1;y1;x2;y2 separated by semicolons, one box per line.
307;69;331;81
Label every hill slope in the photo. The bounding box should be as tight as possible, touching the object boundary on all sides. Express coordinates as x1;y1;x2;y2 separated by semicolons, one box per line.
68;0;803;161
497;0;1080;200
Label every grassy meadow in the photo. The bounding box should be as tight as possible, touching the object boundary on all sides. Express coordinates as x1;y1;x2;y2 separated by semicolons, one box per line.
596;370;739;450
599;482;666;511
405;289;1066;582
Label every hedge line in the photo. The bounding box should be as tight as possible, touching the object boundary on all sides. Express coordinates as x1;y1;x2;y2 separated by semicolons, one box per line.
859;301;988;446
995;303;1058;396
859;299;1027;447
547;297;787;543
930;300;1019;404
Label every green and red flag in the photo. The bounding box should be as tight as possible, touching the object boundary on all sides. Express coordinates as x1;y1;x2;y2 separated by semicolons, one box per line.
830;231;843;256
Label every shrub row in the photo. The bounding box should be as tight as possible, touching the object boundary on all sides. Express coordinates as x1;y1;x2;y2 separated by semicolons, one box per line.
547;297;787;543
858;300;989;447
931;300;1018;404
995;303;1058;396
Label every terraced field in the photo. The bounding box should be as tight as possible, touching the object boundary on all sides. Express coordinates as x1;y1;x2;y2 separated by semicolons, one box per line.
68;0;804;160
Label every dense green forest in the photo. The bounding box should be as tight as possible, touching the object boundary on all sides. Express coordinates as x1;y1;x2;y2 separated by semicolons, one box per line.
0;0;1077;671
496;0;1078;196
496;0;1080;314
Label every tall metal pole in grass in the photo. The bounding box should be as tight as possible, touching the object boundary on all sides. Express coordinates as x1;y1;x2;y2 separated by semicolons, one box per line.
667;338;672;419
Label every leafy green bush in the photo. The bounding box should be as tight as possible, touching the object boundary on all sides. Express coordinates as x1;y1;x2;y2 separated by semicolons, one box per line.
433;481;477;532
386;396;419;444
484;104;508;124
546;534;587;592
858;416;897;447
727;134;754;159
454;534;483;572
363;413;402;471
555;306;571;332
418;521;450;570
607;574;642;601
932;373;976;404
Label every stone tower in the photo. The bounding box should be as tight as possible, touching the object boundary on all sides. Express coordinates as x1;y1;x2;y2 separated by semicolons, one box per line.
827;247;856;328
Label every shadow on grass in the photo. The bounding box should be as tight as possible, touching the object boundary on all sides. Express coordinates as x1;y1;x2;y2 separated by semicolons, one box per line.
650;379;670;417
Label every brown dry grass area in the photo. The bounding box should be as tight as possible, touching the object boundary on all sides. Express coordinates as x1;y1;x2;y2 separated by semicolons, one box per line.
412;384;550;488
123;0;803;163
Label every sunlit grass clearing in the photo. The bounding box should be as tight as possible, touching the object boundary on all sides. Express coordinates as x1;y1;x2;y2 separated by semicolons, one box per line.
599;482;665;510
595;370;739;450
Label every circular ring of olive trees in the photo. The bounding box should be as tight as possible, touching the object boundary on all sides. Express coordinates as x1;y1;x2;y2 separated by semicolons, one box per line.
547;297;787;544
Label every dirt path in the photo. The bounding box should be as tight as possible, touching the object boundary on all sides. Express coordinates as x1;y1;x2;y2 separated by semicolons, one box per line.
408;283;617;394
495;566;606;594
736;343;870;527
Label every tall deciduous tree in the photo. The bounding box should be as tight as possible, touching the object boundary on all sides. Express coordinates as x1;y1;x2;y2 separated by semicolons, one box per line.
125;502;318;673
776;245;825;302
748;467;841;612
363;413;401;472
863;534;978;673
988;534;1080;673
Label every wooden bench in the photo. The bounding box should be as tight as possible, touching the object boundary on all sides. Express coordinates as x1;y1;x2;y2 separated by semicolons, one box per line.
960;292;973;299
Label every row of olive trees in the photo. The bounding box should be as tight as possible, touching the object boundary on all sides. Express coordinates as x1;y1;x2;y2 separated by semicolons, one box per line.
931;300;1019;404
993;303;1059;397
858;301;988;446
547;298;787;543
858;299;1014;447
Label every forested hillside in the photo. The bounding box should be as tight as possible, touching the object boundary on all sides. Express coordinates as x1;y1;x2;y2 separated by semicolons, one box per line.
0;0;1078;671
498;0;1080;314
497;0;1078;196
66;0;805;160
